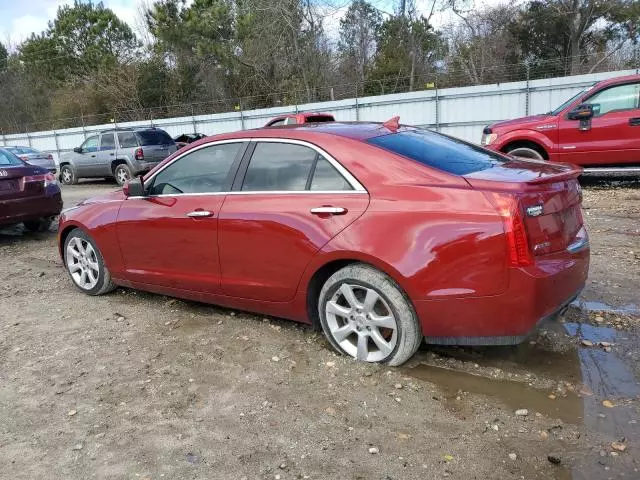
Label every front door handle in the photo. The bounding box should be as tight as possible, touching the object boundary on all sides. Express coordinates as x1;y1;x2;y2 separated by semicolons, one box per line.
310;206;347;215
630;117;640;127
187;210;214;218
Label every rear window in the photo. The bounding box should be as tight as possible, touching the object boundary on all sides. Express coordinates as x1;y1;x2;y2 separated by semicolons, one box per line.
0;149;23;165
136;129;174;146
6;146;37;154
367;129;506;175
305;115;334;123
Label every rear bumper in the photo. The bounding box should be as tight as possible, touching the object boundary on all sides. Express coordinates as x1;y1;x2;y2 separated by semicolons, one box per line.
0;188;63;227
417;246;589;345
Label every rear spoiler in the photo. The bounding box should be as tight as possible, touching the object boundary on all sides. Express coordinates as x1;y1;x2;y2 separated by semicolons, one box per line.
525;164;583;185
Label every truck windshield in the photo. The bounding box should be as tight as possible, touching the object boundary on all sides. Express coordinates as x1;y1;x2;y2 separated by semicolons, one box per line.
549;85;594;115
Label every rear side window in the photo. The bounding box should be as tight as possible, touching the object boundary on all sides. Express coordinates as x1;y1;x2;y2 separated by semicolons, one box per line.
136;129;174;146
100;133;115;150
0;149;23;165
242;143;316;191
310;156;352;191
367;129;505;175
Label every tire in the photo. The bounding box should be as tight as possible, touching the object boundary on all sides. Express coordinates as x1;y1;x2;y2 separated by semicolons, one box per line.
24;217;53;232
114;164;132;186
318;263;422;366
63;229;116;296
505;146;545;160
59;165;77;185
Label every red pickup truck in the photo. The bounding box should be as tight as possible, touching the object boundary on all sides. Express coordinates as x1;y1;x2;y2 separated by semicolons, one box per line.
265;112;334;127
482;74;640;173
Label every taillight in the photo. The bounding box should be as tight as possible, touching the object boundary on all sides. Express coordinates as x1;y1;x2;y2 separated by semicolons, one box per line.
135;148;144;161
47;154;54;160
483;191;533;267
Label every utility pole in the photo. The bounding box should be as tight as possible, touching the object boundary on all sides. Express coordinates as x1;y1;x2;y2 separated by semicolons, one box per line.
400;0;406;16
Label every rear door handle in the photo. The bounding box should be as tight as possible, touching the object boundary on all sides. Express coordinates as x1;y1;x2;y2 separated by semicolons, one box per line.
310;206;347;215
187;210;214;218
629;117;640;126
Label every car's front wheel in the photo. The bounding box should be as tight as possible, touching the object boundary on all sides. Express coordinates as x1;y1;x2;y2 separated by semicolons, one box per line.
59;165;77;185
63;229;116;295
318;264;422;366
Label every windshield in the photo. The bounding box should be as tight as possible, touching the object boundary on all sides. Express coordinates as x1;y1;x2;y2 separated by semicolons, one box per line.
0;149;25;165
367;128;507;175
549;85;595;115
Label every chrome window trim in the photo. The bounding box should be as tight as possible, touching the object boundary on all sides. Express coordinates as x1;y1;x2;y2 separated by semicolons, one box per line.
140;137;367;198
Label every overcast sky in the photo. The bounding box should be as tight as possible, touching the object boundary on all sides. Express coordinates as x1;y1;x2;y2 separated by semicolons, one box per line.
0;0;505;48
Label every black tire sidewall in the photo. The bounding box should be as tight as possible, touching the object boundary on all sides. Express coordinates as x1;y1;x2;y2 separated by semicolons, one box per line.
63;229;109;295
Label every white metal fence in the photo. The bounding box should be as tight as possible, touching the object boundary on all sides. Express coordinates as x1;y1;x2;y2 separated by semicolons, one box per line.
1;69;636;164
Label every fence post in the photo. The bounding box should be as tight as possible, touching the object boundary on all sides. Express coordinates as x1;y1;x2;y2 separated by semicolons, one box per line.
239;100;246;130
53;129;61;163
1;129;5;147
26;132;32;147
355;82;360;121
191;105;198;133
435;76;440;132
525;62;531;116
81;112;87;140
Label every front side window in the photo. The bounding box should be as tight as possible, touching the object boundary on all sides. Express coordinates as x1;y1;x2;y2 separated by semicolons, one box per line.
81;136;99;153
242;143;316;191
585;83;640;116
100;133;115;150
148;143;244;195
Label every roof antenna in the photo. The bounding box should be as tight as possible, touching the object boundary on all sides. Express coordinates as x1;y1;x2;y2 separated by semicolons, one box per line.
383;116;400;132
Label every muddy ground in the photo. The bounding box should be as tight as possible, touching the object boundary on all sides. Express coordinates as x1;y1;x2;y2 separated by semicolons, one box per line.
0;179;638;480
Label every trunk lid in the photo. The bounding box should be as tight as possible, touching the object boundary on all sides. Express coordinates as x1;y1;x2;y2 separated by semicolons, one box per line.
465;159;585;257
0;165;47;199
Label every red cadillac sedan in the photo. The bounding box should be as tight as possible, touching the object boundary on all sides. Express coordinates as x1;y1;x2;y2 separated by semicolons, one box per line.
58;121;589;365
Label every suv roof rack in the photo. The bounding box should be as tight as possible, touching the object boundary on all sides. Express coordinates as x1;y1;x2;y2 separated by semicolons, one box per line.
99;126;157;134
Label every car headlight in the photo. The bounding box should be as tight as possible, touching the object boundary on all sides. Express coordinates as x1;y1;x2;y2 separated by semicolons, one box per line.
481;133;498;146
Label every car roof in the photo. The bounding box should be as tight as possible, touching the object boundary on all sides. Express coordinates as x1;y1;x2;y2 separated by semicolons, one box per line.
596;73;640;88
227;122;398;141
99;126;165;134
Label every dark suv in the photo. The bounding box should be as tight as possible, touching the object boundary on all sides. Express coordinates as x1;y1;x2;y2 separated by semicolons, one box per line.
59;127;177;186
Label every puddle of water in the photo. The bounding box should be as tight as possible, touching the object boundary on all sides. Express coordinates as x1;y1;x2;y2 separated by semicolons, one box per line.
407;322;640;479
570;299;640;316
406;363;584;424
564;323;640;442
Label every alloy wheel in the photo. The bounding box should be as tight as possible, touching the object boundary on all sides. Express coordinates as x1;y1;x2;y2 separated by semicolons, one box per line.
66;237;100;290
116;167;130;185
61;168;73;184
325;283;398;362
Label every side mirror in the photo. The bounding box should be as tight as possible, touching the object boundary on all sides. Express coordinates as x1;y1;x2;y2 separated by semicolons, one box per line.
73;147;82;154
567;104;594;121
123;176;146;197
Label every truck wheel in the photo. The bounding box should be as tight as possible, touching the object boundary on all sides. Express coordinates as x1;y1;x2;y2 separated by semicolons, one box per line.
505;146;545;160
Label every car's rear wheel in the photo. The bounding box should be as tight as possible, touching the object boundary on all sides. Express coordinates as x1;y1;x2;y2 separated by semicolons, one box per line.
63;229;116;295
59;165;77;185
24;217;54;232
114;164;132;186
318;264;422;366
